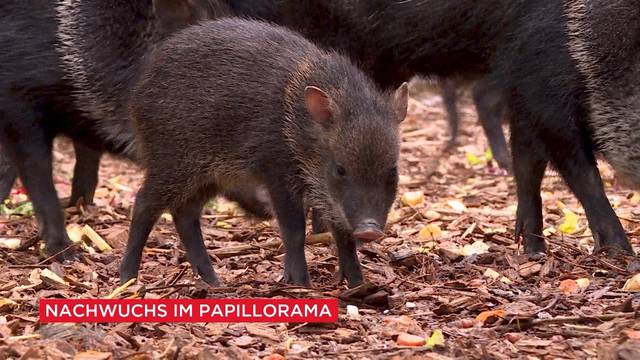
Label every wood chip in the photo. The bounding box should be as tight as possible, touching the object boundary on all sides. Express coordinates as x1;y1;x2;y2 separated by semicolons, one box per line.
82;225;112;252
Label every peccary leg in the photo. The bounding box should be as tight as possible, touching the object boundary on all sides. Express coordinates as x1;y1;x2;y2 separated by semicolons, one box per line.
544;134;634;256
440;78;460;149
472;79;511;171
119;180;165;284
0;111;75;261
511;123;548;257
69;142;102;206
331;226;364;288
267;183;309;286
223;186;272;220
311;208;328;233
171;191;220;287
0;148;17;202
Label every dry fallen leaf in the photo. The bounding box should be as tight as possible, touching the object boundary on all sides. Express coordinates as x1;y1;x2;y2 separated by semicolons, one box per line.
401;191;425;207
461;240;489;257
558;209;579;235
40;268;69;289
543;227;556;237
576;278;590;289
466;153;484;166
425;329;445;349
484;268;500;280
0;238;21;250
623;274;640;292
423;210;441;220
500;276;512;285
66;224;84;244
419;224;443;241
447;200;468;212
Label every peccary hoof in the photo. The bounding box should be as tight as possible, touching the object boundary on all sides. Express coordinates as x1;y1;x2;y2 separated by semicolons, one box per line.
522;233;547;259
283;270;311;287
599;245;636;258
593;227;635;258
527;252;547;261
197;273;222;288
338;267;364;288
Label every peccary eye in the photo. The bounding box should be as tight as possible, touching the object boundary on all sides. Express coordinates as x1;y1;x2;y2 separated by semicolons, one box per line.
335;164;347;177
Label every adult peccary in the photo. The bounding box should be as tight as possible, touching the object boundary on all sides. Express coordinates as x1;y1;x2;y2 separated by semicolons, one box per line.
222;0;637;257
121;17;408;287
0;0;274;260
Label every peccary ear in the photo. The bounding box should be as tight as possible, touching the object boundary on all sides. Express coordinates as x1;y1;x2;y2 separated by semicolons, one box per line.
392;82;409;123
305;86;334;126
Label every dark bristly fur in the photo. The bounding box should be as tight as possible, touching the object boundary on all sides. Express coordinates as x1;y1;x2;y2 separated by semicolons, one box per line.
0;0;268;261
223;0;638;256
121;18;408;287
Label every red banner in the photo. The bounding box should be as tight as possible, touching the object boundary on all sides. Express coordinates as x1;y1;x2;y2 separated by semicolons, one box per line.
39;298;339;323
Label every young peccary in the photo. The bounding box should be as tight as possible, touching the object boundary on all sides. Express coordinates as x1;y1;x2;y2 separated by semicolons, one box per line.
120;18;408;287
0;0;273;259
223;0;638;257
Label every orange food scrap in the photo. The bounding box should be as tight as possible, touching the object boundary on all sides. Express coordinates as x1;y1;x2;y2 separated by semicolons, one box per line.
559;279;579;295
396;333;426;347
475;309;505;324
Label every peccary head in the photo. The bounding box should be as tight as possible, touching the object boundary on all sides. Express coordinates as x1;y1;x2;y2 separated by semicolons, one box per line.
300;77;408;241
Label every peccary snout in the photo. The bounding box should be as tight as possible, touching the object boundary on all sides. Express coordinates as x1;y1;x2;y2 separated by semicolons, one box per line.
353;219;384;241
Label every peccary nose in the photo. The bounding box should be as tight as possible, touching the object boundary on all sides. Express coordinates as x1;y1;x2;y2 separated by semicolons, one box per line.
353;219;384;241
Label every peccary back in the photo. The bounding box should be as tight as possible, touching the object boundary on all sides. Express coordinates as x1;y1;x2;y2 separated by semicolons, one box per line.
55;0;227;155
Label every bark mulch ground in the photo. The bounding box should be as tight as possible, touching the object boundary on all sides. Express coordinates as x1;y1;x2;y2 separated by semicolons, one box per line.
1;84;639;359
